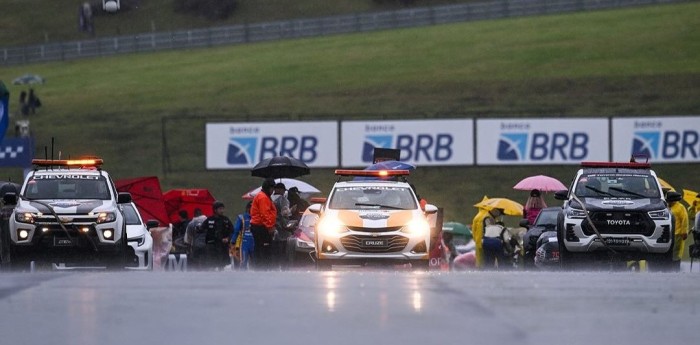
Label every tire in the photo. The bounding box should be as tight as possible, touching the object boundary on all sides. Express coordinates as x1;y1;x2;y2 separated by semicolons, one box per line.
286;238;297;267
647;238;674;272
106;236;130;271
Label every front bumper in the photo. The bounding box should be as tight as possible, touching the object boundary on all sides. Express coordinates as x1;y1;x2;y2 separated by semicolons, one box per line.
126;233;153;270
316;230;429;264
562;218;672;254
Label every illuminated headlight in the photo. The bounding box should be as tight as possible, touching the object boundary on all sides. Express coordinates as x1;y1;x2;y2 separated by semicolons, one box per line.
18;230;29;239
567;208;587;219
317;217;347;236
402;218;430;236
648;209;670;220
103;229;114;240
15;212;36;224
96;212;116;224
128;235;146;246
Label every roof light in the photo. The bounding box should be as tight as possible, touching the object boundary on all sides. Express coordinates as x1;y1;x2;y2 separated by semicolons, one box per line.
32;158;104;167
334;169;410;177
580;161;651;169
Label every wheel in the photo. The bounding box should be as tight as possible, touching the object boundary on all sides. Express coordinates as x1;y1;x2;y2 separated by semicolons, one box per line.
286;238;297;267
411;260;430;271
106;237;131;271
647;239;674;272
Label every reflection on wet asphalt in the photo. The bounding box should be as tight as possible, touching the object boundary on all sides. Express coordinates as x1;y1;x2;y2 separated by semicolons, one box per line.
0;269;698;345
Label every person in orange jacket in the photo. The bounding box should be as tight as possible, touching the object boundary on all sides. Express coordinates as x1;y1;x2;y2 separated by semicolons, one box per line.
250;178;277;270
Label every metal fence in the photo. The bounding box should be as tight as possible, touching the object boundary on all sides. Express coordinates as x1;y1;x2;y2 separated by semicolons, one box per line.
1;0;688;66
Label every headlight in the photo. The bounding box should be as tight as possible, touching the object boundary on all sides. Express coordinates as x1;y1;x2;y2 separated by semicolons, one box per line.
567;208;587;219
402;218;430;236
96;212;116;224
297;239;315;249
15;212;36;224
317;216;347;236
648;209;670;220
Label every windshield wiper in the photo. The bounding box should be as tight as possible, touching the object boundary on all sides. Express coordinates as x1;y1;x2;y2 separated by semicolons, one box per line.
354;202;404;210
608;187;647;198
585;186;614;197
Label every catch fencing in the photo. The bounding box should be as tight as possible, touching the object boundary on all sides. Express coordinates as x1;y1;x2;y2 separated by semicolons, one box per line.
0;0;689;66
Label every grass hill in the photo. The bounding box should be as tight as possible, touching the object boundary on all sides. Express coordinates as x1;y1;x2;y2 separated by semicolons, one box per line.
1;2;699;224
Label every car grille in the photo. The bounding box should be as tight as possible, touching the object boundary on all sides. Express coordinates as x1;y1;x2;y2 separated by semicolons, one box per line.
340;235;408;253
346;226;403;233
581;211;655;236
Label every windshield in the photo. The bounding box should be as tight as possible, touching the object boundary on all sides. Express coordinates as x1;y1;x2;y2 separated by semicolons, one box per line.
121;204;142;226
534;209;559;226
23;175;111;200
574;173;661;199
329;186;417;210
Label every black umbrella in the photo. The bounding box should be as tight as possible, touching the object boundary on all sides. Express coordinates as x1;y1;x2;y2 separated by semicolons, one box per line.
251;156;310;178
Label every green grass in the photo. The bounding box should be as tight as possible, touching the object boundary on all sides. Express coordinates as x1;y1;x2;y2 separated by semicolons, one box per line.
1;2;699;224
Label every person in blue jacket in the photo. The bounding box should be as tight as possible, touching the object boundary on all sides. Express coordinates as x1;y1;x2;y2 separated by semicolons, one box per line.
231;202;254;270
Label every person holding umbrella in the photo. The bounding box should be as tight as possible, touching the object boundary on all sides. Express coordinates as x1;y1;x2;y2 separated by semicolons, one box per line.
523;189;547;227
250;178;277;270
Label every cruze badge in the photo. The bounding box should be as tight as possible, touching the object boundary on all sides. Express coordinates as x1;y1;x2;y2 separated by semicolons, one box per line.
359;213;389;220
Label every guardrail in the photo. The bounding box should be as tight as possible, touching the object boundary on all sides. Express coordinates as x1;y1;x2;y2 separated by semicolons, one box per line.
1;0;687;66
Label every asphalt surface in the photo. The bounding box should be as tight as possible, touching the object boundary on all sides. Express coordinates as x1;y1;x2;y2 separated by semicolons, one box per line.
0;267;698;345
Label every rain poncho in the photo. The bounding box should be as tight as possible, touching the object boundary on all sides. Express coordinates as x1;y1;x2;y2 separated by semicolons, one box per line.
471;208;494;268
670;202;689;261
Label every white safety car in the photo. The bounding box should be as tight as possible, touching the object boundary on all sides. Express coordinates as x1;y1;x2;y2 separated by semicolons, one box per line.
2;158;136;270
120;202;154;270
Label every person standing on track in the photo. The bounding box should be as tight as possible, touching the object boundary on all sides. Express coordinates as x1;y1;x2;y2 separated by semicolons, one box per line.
250;178;277;270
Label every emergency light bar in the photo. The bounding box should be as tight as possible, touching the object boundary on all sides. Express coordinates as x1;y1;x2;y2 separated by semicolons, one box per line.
334;169;410;177
32;158;104;167
580;161;650;169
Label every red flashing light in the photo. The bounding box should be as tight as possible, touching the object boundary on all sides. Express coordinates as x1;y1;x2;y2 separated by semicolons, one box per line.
309;197;327;204
32;158;104;167
580;161;650;169
334;169;410;177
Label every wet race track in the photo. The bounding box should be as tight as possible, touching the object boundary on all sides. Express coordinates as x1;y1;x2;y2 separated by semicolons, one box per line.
1;266;699;345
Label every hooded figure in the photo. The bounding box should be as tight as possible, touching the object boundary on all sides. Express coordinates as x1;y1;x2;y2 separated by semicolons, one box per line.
668;193;688;270
471;207;501;269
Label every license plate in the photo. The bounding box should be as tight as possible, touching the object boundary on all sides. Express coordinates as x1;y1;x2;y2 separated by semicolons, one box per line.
604;237;630;246
363;239;387;247
54;237;74;246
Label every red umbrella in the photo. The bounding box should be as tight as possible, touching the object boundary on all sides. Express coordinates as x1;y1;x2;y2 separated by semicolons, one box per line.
163;189;216;223
513;175;567;192
115;176;170;226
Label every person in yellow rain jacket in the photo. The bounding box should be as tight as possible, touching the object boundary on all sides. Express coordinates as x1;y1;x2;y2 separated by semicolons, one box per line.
471;207;502;268
669;193;689;271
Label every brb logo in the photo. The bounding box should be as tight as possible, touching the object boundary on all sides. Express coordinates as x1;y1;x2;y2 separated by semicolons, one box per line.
632;129;699;160
497;132;589;161
226;133;318;165
361;130;453;163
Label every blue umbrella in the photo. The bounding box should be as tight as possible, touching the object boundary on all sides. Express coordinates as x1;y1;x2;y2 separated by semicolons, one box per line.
354;160;416;181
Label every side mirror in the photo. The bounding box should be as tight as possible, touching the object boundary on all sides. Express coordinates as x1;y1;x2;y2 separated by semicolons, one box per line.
146;220;159;229
424;204;438;214
308;203;322;214
554;190;568;200
117;192;132;204
519;219;530;228
3;192;17;206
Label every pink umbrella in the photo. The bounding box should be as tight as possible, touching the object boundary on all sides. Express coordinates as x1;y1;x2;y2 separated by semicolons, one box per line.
513;175;567;192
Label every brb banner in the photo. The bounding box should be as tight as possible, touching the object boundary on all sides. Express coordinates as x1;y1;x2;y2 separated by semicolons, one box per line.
476;118;609;165
612;116;700;163
206;122;338;169
341;119;473;167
